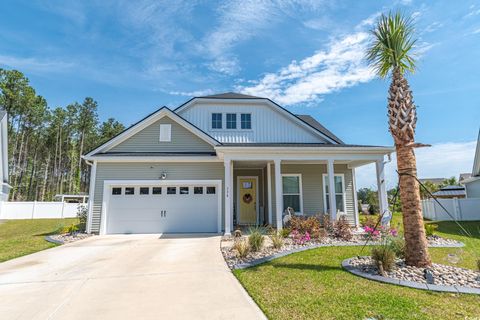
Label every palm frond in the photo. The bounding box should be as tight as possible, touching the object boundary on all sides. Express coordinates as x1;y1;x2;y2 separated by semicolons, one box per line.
366;11;417;78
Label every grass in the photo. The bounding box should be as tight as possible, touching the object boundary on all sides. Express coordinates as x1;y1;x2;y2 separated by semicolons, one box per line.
234;215;480;320
0;218;77;262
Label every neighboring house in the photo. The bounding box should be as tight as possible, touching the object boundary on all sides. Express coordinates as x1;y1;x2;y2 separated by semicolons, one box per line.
464;129;480;198
418;178;445;186
54;194;89;203
432;185;466;199
459;173;471;184
0;109;10;201
83;93;393;235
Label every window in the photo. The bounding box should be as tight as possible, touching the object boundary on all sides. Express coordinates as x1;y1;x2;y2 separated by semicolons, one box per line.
167;187;177;194
282;174;303;213
179;187;189;194
112;187;122;195
140;187;150;195
152;187;162;194
226;113;237;129
322;174;346;213
125;187;135;195
241;113;251;129
206;186;216;194
159;124;171;142
211;113;222;129
194;187;203;194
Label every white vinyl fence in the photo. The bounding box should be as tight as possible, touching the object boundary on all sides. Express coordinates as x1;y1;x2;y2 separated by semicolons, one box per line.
422;198;480;221
0;201;87;219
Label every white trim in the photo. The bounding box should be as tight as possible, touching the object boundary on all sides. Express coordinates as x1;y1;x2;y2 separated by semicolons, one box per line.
86;161;96;234
100;179;222;235
236;176;259;225
224;160;232;235
83;156;221;162
267;163;272;225
86;108;219;156
274;159;283;230
322;173;347;216
216;146;394;154
352;168;360;227
281;174;304;214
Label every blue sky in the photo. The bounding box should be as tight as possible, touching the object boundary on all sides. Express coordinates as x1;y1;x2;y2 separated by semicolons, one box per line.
1;0;479;188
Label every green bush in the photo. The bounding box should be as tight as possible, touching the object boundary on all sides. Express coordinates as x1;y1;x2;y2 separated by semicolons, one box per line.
477;258;480;272
269;233;284;249
62;223;78;235
233;239;250;258
388;237;406;259
372;245;396;275
248;227;265;252
424;224;438;237
280;228;291;238
76;205;88;232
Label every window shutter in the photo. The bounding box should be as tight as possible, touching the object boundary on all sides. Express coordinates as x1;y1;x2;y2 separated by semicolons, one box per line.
159;124;172;142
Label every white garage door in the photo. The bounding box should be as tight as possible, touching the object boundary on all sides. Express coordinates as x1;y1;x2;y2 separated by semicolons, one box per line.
105;181;220;234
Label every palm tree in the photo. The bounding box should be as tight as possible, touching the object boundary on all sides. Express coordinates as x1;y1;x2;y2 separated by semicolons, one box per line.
366;11;431;267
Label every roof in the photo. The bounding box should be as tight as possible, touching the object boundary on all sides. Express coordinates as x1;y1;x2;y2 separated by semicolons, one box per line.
218;143;388;148
198;92;264;99
418;178;445;185
295;115;344;144
93;152;217;157
432;185;466;197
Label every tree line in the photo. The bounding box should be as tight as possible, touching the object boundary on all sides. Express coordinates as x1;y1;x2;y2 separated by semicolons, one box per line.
0;68;125;201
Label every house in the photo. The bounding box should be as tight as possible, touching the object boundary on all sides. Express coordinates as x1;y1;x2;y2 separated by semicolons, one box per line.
0;109;10;201
432;185;466;199
82;93;394;235
418;178;445;186
54;194;89;203
463;129;480;198
459;173;471;184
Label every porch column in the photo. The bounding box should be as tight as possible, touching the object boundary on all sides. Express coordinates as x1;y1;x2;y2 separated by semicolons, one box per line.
375;159;389;219
267;162;272;225
274;159;283;230
224;158;233;235
352;167;360;227
327;159;337;220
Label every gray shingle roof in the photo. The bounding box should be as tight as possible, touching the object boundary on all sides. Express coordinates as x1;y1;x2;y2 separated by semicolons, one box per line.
218;143;388;148
94;152;217;157
295;114;344;144
432;185;466;197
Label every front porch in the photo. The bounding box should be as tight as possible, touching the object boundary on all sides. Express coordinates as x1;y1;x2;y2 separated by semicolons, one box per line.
219;146;394;235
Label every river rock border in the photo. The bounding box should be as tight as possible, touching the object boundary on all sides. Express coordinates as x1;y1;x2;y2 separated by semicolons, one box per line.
342;257;480;295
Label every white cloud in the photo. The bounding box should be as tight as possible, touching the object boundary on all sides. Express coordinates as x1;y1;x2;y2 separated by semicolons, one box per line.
236;14;378;105
168;89;215;97
355;141;477;190
0;55;75;73
472;27;480;35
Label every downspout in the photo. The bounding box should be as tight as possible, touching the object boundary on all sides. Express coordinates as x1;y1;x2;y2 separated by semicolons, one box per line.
84;158;96;234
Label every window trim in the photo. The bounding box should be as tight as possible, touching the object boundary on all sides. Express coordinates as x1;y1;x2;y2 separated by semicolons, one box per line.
139;187;150;195
282;174;303;214
226;113;237;129
211;112;223;130
240;113;252;130
322;173;347;214
112;187;122;195
124;187;135;195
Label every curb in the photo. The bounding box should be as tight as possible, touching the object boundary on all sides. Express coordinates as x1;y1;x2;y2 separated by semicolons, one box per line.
44;235;64;245
341;257;480;295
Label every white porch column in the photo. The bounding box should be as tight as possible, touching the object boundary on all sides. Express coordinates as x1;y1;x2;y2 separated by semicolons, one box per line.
267;162;272;225
375;159;389;218
352;167;360;227
224;158;233;235
327;159;337;220
274;159;283;230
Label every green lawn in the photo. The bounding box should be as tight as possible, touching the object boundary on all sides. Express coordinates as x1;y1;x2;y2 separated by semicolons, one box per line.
234;216;480;320
0;218;77;262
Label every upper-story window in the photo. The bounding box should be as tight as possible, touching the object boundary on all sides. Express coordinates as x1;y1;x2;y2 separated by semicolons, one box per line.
241;113;251;129
226;113;237;129
211;113;222;129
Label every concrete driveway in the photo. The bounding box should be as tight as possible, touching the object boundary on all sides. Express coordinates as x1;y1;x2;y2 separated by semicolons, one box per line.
0;234;265;320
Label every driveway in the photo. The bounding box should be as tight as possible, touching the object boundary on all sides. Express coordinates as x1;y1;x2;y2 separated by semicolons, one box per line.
0;234;265;320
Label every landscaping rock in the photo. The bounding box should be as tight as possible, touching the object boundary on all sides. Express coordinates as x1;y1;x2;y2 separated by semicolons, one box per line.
47;233;92;244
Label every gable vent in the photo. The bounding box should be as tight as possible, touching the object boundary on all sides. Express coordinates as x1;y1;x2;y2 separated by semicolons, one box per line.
159;124;172;142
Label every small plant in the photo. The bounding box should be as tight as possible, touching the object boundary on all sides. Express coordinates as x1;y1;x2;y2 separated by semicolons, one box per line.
248;227;265;252
424;224;438;237
233;239;250;259
291;230;311;245
476;258;480;272
361;215;379;228
280;228;291;238
388;237;406;259
333;216;353;241
76;205;88;232
371;245;396;275
63;223;79;235
321;214;334;234
269;233;284;249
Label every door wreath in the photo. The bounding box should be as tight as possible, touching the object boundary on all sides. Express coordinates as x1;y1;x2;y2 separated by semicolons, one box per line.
243;193;253;204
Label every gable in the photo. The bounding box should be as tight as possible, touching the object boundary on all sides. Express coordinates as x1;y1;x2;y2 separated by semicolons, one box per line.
176;99;334;144
108;116;215;153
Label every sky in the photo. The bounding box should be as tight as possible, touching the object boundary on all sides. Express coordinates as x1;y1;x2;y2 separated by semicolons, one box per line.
1;0;479;189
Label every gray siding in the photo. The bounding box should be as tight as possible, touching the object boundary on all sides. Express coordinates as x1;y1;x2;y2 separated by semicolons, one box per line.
271;164;356;226
466;179;480;198
91;162;224;233
109;116;215;153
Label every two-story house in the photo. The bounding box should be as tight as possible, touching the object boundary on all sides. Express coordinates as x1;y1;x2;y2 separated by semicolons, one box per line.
83;93;393;235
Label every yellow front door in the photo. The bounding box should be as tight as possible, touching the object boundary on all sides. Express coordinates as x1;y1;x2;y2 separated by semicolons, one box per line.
239;178;257;224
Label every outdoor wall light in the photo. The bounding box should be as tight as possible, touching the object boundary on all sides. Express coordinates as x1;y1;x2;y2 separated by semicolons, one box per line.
160;172;167;180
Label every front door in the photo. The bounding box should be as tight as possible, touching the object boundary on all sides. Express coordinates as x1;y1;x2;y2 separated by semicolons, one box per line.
238;177;257;224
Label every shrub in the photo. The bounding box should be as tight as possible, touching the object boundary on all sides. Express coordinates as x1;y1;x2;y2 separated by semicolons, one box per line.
63;223;79;235
269;233;284;249
424;224;438;237
388;237;406;259
291;230;311;245
233;239;250;259
321;214;334;234
248;227;265;252
477;259;480;271
333;216;353;241
288;216;321;235
371;245;396;275
280;228;291;238
76;205;88;232
360;215;379;228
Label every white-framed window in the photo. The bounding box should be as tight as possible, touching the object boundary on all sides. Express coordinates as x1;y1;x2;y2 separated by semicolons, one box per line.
211;113;222;129
159;124;171;142
226;113;237;129
322;174;346;214
240;113;251;129
282;174;303;213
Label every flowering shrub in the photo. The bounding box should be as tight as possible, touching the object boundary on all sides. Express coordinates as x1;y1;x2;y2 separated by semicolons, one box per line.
291;230;311;245
363;225;398;241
